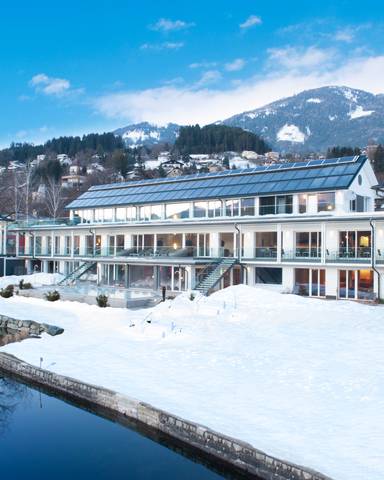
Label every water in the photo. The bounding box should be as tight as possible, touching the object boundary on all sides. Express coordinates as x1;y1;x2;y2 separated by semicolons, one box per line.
0;374;246;480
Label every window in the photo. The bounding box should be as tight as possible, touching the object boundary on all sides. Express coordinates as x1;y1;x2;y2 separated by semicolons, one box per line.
295;268;325;297
127;206;136;221
35;236;42;255
165;203;190;220
64;236;71;255
338;230;371;258
225;199;240;217
240;198;255;216
116;207;126;222
259;195;293;215
139;205;151;221
208;200;222;218
259;196;275;215
255;232;277;258
295;232;321;257
103;209;113;222
276;195;293;214
298;194;307;214
47;236;52;255
54;236;61;255
339;269;374;300
317;192;335;212
151;205;162;220
193;202;207;218
73;236;80;255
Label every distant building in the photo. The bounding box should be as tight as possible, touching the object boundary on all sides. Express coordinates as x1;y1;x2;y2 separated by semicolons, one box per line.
61;174;85;188
57;154;72;166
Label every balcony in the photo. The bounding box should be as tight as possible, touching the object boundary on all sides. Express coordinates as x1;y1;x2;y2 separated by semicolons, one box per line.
326;247;371;263
282;248;322;263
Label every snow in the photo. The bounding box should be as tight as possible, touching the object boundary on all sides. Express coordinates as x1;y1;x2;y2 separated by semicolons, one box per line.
342;88;358;103
276;124;306;143
349;106;375;119
329;115;337;121
306;98;322;103
1;283;384;480
0;273;64;289
122;129;160;144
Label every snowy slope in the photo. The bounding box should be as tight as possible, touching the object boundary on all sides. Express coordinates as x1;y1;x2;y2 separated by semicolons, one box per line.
114;122;180;146
221;86;384;152
1;282;384;480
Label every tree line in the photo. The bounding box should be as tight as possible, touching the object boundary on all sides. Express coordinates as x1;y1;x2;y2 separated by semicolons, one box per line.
174;124;270;155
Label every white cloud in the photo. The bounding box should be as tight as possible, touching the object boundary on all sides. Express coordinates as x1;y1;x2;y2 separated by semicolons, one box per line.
140;42;184;51
93;54;384;126
267;46;335;70
240;15;262;29
334;28;355;43
189;61;218;69
225;58;246;72
30;73;71;96
150;18;195;32
194;70;222;87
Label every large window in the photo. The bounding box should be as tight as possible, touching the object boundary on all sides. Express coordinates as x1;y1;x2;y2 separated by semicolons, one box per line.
295;268;325;297
298;194;307;214
338;231;371;258
193;201;207;218
255;232;277;258
165;203;190;220
318;192;335;212
259;195;293;215
295;232;321;257
208;200;222;218
129;265;155;289
339;269;374;300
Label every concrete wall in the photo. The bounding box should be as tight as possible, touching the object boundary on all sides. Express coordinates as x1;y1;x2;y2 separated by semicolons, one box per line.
0;352;333;480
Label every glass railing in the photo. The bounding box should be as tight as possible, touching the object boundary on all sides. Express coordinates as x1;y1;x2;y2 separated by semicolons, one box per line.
327;247;371;262
282;248;322;261
10;217;76;229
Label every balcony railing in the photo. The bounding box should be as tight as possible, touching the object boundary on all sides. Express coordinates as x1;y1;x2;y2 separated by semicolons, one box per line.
282;248;322;262
242;247;277;259
10;217;77;229
326;247;371;263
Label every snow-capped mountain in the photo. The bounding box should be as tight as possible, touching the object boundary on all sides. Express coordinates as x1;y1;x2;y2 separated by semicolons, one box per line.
114;122;180;146
221;86;384;152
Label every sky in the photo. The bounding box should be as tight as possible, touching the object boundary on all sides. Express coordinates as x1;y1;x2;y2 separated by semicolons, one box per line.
1;0;384;146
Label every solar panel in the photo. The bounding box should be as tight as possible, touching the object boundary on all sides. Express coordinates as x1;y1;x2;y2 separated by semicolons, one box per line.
67;155;366;209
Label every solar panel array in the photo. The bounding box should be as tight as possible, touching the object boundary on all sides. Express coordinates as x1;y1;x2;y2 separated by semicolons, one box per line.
67;155;365;209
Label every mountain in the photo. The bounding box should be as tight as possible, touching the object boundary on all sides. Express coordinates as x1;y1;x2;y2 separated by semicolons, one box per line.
221;86;384;153
114;122;180;147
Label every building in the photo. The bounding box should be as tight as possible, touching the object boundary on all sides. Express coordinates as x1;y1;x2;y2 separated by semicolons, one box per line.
3;155;384;300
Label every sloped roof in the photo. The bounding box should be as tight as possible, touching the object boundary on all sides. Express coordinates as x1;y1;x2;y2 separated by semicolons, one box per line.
66;155;366;209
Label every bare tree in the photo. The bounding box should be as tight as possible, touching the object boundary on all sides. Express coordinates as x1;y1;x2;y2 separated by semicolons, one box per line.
45;176;65;219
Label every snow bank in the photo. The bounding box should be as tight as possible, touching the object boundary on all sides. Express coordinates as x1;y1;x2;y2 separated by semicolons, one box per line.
1;285;383;480
0;273;63;289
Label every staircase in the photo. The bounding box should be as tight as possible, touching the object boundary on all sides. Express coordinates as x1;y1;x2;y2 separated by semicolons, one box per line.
58;261;96;286
194;258;237;296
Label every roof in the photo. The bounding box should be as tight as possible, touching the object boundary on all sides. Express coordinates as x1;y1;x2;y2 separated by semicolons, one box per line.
66;155;367;210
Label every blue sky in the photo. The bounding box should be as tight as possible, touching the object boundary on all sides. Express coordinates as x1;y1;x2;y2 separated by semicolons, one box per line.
2;0;384;146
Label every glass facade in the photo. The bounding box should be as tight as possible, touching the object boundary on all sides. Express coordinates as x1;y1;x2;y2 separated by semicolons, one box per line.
318;192;335;212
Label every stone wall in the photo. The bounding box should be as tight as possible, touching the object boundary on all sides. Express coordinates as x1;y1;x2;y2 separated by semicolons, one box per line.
0;314;63;336
0;352;333;480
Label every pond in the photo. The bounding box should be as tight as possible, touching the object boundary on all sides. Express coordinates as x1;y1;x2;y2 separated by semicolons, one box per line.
0;373;249;480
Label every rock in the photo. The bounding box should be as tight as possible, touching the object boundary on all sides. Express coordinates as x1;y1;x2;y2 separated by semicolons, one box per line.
41;324;64;336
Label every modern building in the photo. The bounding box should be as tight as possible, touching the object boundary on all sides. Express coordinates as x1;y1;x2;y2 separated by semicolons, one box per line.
2;155;384;301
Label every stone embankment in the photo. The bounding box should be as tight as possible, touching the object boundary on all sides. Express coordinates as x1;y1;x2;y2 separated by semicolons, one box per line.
0;314;64;336
0;352;333;480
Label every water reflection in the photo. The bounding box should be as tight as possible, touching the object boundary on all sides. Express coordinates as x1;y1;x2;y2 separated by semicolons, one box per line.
0;375;252;480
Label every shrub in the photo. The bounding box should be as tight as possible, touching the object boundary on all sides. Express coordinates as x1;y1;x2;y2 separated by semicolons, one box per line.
96;294;109;308
45;290;60;302
189;292;196;301
0;285;14;298
19;279;33;290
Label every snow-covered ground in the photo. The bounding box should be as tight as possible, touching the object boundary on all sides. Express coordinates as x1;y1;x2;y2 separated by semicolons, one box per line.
0;272;64;289
1;281;383;480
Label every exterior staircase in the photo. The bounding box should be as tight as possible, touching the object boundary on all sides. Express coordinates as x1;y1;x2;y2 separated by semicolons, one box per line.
58;261;96;286
194;258;237;296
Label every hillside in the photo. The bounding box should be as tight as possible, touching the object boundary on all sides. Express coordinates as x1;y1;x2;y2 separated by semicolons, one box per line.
221;86;384;153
